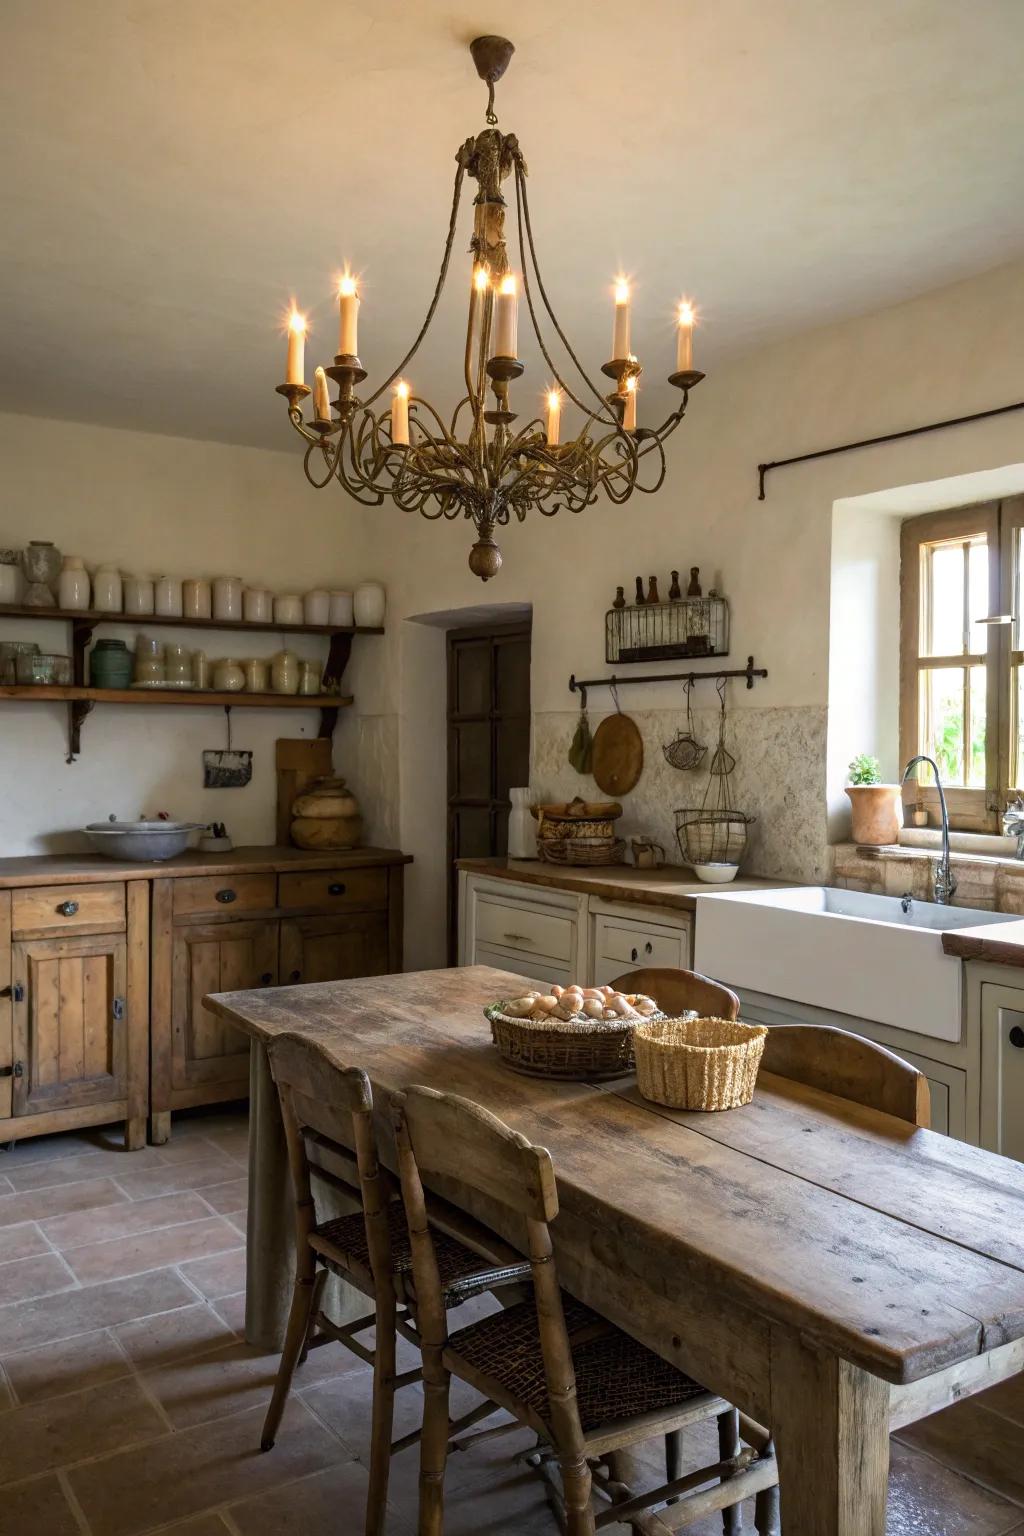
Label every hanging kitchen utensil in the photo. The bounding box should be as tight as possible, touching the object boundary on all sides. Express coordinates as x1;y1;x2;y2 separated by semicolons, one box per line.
568;689;593;775
708;676;736;776
662;679;707;771
674;679;754;873
202;707;253;789
591;681;644;795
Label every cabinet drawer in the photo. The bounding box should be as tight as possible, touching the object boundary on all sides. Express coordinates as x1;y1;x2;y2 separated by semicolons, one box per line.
595;918;688;970
474;943;570;992
172;874;276;919
475;898;574;963
12;882;125;937
278;868;387;913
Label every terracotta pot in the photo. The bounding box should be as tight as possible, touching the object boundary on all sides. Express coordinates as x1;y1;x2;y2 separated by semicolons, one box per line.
845;784;903;846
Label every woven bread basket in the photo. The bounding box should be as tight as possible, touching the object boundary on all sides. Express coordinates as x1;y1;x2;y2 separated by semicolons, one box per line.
633;1016;768;1110
485;1002;659;1080
536;837;627;867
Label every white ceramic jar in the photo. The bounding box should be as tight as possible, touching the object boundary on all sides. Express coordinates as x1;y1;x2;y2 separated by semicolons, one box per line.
182;578;212;620
59;557;91;611
213;657;245;692
507;787;537;859
213;576;243;622
243;587;273;624
124;575;155;616
93;566;123;613
298;659;322;695
303;589;330;626
273;594;303;626
271;649;300;694
0;552;22;605
155;576;183;618
328;590;354;627
244;657;269;692
353;581;386;627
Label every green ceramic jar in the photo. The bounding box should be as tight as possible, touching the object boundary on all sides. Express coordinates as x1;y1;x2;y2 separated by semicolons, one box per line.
90;638;133;689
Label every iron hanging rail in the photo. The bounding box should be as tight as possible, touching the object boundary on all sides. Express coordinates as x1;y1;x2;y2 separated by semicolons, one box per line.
757;399;1024;500
568;655;766;708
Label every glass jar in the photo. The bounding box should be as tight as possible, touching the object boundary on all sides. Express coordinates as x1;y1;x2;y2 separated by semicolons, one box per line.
155;576;184;618
213;576;243;622
182;578;212;619
298;659;322;695
164;642;192;686
90;638;133;689
92;566;123;613
125;575;155;616
213;657;245;692
271;649;300;694
133;634;164;685
244;657;269;693
191;650;210;690
58;556;90;611
17;651;71;685
0;640;38;683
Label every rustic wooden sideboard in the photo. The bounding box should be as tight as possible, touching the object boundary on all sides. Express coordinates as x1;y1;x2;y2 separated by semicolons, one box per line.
0;846;410;1148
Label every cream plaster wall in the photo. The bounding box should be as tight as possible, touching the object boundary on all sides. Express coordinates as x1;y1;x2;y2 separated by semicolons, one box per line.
0;412;384;855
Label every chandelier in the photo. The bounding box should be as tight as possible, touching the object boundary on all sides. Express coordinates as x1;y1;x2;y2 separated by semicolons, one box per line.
276;36;704;581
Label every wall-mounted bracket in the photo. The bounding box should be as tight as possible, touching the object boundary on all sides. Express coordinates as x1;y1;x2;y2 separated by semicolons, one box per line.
67;699;94;763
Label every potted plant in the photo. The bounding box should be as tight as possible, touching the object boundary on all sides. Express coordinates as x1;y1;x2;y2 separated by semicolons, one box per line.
845;755;904;846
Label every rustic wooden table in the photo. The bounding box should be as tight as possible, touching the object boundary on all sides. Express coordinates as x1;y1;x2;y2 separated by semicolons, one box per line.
207;965;1024;1535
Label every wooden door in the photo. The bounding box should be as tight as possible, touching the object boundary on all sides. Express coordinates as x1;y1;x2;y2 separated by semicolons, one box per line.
446;622;531;960
11;933;128;1115
0;892;11;1121
279;913;389;987
171;920;278;1093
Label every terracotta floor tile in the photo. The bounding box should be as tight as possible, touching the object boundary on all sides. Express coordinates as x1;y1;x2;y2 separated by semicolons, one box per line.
0;1222;48;1264
0;1131;103;1167
0;1473;81;1535
3;1327;131;1405
115;1154;243;1202
0;1252;75;1307
211;1291;246;1335
897;1397;1024;1505
158;1518;232;1536
198;1178;248;1215
145;1338;361;1431
179;1247;247;1300
885;1437;1020;1535
8;1146;167;1193
302;1364;427;1466
204;1129;249;1165
115;1302;238;1369
0;1365;13;1410
0;1177;127;1230
151;1137;228;1167
42;1191;215;1252
0;1376;166;1484
226;1460;378;1534
65;1216;241;1286
0;1177;12;1196
0;1268;195;1352
69;1398;343;1536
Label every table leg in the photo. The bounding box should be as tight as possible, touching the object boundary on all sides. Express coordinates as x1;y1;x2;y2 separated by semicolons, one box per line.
770;1328;890;1535
245;1040;294;1349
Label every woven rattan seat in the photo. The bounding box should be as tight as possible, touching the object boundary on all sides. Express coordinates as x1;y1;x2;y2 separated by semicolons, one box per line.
312;1204;489;1292
448;1297;708;1431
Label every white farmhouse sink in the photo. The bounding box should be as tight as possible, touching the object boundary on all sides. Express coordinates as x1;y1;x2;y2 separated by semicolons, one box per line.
694;886;1017;1044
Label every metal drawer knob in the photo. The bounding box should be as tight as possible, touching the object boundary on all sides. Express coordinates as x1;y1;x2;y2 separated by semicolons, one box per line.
631;947;638;962
0;1061;23;1079
57;900;79;917
260;972;273;986
644;941;653;955
289;969;301;983
328;882;346;896
1009;1025;1024;1049
216;889;237;904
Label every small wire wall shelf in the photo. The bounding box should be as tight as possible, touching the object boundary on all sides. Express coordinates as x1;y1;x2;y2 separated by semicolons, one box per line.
606;597;729;664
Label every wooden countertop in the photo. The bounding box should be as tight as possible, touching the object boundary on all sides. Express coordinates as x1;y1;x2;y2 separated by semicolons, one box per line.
0;845;412;888
942;920;1024;967
456;857;792;912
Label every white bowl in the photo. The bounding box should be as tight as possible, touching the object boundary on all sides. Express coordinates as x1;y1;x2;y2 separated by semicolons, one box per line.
692;862;740;884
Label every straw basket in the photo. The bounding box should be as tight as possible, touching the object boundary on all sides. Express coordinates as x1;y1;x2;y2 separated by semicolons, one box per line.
485;1003;654;1080
633;1016;767;1110
536;837;627;867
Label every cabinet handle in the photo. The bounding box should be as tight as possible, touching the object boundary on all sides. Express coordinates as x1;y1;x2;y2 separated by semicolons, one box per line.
260;972;273;986
112;996;125;1022
630;947;638;962
644;941;653;956
0;1062;23;1079
1010;1026;1024;1049
216;888;237;904
57;900;79;917
289;969;302;983
11;982;24;1004
503;932;528;945
328;882;346;896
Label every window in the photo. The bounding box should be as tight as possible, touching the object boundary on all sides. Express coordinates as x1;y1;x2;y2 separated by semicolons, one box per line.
900;499;1024;831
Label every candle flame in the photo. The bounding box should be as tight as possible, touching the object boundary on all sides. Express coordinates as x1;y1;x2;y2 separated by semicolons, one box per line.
499;274;517;297
288;309;306;334
395;380;410;399
547;390;561;411
339;274;358;298
625;375;637;393
473;266;490;292
678;300;696;326
614;278;630;305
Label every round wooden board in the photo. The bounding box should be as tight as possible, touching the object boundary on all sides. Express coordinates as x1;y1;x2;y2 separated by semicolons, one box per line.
591;713;644;795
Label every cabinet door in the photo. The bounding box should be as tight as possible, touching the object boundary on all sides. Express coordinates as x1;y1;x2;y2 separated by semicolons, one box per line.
171;920;277;1093
0;893;11;1120
279;913;389;987
980;982;1024;1162
11;933;128;1115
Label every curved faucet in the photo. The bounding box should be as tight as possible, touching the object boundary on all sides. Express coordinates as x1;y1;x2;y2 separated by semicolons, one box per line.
902;755;957;904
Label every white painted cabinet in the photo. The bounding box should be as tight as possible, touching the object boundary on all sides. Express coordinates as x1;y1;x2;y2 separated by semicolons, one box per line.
590;905;692;986
979;980;1024;1162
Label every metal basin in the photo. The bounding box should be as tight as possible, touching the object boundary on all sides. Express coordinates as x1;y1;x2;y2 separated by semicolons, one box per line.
84;819;201;862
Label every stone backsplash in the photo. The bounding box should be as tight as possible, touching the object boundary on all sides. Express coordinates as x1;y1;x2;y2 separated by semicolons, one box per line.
834;842;1024;912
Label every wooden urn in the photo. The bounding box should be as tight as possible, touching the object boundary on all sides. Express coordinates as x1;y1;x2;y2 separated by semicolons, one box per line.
290;776;363;850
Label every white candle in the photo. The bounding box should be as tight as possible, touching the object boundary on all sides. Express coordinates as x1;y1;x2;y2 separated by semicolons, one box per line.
313;366;331;422
392;380;410;446
338;275;359;357
286;310;306;385
546;389;562;446
612;279;631;361
492;274;518;358
622;375;637;432
676;300;695;372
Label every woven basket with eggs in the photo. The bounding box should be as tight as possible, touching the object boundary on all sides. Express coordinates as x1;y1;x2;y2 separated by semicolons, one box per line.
485;983;664;1080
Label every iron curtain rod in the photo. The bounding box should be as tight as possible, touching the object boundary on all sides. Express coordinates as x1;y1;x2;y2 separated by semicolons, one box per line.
569;655;767;708
757;399;1024;500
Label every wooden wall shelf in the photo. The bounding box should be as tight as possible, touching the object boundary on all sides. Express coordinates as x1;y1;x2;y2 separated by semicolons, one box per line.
0;604;384;639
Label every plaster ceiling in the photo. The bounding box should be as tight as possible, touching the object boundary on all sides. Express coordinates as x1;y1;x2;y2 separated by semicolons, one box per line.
2;0;1023;450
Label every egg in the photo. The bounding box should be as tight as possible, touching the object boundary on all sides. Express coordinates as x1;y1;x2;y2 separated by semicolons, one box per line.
551;985;564;997
583;999;605;1018
535;995;558;1013
602;1008;619;1020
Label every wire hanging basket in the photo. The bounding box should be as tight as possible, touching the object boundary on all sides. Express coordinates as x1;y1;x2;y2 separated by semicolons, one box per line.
674;678;754;871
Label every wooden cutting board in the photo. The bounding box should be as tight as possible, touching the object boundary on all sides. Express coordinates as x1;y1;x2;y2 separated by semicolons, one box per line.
591;713;644;796
275;737;333;845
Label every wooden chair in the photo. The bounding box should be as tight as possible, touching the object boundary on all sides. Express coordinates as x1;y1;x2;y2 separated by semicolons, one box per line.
262;1034;528;1536
392;1085;778;1535
762;1022;931;1127
609;966;740;1021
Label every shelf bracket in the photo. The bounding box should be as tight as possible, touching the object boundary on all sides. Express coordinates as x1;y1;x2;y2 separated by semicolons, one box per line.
67;699;94;764
318;706;339;740
322;631;354;693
